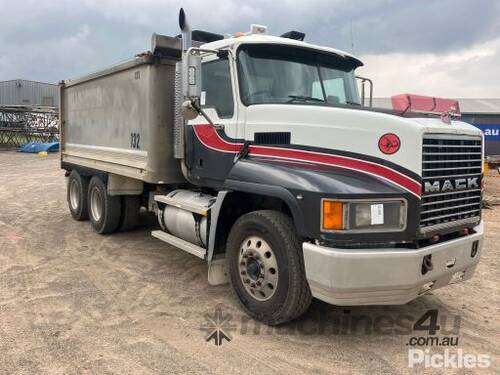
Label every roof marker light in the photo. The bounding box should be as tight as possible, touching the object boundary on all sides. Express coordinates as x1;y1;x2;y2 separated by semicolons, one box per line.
250;24;267;34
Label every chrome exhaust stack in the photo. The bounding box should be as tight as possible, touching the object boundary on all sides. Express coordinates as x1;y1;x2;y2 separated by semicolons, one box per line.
174;8;192;161
179;8;191;52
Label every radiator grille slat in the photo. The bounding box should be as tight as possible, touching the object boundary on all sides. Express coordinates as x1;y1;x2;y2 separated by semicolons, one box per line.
421;195;481;206
420;135;482;231
424;152;482;156
422;202;481;215
421;208;481;223
422;173;482;180
423;166;482;172
423;159;482;164
423;143;481;147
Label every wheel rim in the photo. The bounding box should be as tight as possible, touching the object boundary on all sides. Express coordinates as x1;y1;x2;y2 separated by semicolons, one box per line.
90;186;103;222
69;179;80;210
238;236;278;301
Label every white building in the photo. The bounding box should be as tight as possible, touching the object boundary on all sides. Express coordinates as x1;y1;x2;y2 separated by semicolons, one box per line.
0;79;58;107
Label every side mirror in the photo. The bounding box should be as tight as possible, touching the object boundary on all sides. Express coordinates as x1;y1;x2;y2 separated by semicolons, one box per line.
182;49;202;101
181;100;199;120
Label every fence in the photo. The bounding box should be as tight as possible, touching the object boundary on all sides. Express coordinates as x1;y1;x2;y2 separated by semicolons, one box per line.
0;105;58;148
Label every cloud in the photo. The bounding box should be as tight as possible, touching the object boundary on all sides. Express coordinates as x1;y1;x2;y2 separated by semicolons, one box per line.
0;0;499;98
343;0;500;55
357;36;500;98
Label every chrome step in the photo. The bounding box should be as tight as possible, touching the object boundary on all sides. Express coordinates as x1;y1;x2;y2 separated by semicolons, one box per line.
152;230;206;259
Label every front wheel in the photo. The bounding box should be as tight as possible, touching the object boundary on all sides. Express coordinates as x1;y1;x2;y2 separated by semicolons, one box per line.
226;210;312;325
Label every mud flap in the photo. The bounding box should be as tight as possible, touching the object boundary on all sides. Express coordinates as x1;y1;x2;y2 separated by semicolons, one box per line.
208;258;228;285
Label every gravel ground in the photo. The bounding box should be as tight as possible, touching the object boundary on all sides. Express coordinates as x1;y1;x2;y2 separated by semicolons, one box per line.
0;151;499;374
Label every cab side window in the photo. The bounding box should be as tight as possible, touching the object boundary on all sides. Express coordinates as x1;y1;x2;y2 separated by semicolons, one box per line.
201;59;234;118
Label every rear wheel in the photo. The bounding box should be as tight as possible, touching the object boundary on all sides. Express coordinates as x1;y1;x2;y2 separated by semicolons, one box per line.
88;176;121;234
67;170;89;221
227;210;312;325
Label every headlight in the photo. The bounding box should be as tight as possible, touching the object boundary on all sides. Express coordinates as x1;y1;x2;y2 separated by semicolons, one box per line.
321;199;407;232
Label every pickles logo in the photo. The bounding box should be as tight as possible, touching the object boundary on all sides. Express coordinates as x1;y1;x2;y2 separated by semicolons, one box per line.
408;349;491;369
200;306;237;346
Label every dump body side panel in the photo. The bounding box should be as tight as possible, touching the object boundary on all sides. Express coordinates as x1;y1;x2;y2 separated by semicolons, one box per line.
60;55;185;184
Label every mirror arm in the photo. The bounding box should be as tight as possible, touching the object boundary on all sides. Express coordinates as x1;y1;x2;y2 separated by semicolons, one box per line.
187;47;220;57
191;100;212;125
190;100;223;129
356;76;373;107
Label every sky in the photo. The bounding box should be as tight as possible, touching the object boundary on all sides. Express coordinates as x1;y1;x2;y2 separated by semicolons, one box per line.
0;0;499;98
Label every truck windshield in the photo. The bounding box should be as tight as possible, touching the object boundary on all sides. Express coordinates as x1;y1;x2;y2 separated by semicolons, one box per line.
238;44;361;106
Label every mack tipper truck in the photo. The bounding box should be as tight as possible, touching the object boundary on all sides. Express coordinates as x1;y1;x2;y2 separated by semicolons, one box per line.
60;9;484;324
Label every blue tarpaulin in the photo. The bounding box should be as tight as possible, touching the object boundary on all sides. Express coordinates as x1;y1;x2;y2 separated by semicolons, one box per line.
19;142;59;153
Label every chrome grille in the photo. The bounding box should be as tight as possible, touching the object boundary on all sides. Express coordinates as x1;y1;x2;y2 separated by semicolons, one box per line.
420;135;482;232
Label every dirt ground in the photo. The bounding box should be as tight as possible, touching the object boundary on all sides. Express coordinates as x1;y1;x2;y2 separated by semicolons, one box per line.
0;151;499;374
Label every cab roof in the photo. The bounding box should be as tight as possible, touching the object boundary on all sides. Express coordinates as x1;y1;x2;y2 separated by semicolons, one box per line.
202;34;363;68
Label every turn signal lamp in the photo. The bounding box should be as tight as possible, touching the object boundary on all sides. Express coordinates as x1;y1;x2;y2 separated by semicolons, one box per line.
322;200;344;230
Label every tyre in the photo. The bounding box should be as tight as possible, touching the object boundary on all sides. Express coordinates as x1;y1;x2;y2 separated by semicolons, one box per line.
227;210;312;325
88;176;121;234
67;170;89;221
119;195;140;231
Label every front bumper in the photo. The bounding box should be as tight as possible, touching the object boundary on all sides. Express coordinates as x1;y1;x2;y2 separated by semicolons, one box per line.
303;222;483;306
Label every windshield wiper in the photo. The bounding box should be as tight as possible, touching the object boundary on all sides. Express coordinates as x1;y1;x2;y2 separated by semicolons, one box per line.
287;95;324;103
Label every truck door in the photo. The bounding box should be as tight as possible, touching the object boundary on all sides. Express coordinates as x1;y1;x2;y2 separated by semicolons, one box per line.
186;57;239;188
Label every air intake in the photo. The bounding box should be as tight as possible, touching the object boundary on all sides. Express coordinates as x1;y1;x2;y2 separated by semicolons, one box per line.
191;30;224;43
280;31;305;41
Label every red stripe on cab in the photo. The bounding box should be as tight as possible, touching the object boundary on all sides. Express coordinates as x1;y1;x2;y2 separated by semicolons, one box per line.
192;124;421;197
